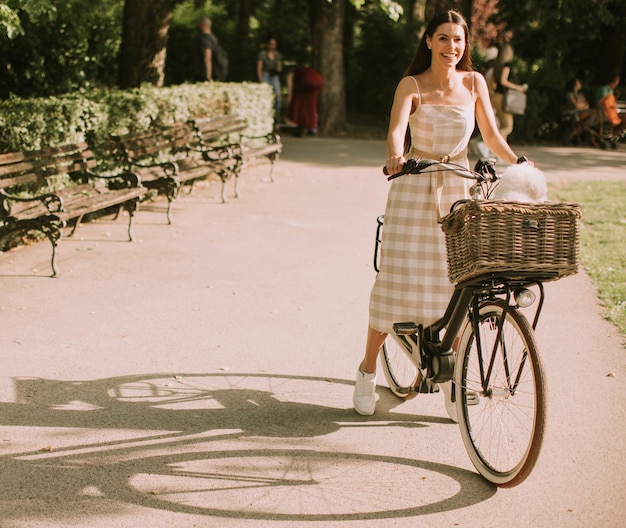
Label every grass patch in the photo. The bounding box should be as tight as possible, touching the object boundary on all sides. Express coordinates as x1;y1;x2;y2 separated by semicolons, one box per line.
551;181;626;338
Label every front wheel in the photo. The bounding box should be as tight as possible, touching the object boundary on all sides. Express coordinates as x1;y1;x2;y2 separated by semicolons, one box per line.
455;300;546;487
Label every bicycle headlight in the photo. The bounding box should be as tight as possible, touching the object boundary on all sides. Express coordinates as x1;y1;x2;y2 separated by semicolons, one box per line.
514;288;536;308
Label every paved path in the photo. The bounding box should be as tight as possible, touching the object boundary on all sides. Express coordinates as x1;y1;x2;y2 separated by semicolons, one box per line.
0;137;624;527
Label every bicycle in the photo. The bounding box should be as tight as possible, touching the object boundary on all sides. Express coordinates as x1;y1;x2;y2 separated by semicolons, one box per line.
375;157;581;487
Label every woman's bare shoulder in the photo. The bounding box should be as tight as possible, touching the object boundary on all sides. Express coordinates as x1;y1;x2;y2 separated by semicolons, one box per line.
463;70;487;88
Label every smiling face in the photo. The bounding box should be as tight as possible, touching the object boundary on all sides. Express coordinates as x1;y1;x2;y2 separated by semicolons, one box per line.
426;22;467;69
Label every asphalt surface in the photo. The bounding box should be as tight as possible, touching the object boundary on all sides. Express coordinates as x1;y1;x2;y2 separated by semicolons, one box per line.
0;136;624;527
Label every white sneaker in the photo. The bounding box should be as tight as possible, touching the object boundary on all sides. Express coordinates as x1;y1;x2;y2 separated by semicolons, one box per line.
353;369;376;416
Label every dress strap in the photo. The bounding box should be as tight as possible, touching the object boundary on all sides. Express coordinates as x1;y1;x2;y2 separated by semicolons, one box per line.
408;75;421;105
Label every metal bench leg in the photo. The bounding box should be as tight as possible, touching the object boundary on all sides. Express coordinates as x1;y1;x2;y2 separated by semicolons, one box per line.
232;173;239;199
166;197;173;225
267;160;276;183
113;204;123;220
68;215;84;237
40;220;62;277
126;200;139;241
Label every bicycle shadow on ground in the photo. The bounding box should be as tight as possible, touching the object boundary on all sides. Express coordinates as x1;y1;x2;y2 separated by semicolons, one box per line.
0;372;496;523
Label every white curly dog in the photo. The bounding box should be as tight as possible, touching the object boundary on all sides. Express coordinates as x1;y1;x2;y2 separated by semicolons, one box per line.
491;163;548;203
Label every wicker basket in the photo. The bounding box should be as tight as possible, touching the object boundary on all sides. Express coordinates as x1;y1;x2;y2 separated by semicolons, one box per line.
441;200;582;284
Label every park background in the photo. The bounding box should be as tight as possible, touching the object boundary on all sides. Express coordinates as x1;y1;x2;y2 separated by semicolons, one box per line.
1;0;625;142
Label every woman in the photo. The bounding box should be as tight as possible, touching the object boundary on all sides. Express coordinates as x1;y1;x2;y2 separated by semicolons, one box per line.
353;10;529;416
565;78;601;129
595;74;623;128
287;64;324;135
566;78;590;113
257;38;283;120
491;40;527;140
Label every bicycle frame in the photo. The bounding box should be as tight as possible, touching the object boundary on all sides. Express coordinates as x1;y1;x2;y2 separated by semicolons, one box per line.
391;272;548;389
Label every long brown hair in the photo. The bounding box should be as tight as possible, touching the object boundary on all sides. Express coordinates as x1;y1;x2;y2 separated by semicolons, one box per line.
404;10;473;76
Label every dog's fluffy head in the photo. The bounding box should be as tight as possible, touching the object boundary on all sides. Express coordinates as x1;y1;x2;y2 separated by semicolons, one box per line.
491;163;548;202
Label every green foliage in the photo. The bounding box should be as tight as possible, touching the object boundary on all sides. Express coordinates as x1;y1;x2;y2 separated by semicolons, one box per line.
0;0;122;97
551;181;626;338
0;0;56;38
0;94;104;150
346;0;418;116
0;82;274;156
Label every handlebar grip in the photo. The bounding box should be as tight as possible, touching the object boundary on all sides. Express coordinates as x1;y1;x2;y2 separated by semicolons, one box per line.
384;158;421;178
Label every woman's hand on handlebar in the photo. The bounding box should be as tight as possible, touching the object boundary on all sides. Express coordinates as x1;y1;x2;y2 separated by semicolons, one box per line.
384;155;406;176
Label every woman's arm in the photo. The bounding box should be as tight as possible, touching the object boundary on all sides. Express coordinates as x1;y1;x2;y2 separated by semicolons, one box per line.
385;77;417;174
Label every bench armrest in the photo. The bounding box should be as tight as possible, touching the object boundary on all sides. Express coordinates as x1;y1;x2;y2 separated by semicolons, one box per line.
125;160;179;177
200;143;242;162
0;188;64;218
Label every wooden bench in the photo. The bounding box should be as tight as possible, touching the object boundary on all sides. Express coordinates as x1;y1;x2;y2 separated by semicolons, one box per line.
0;142;147;276
110;121;242;222
192;116;282;182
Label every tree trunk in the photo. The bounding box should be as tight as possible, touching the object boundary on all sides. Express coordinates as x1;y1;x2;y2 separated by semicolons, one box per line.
234;0;255;81
118;0;172;88
309;0;346;135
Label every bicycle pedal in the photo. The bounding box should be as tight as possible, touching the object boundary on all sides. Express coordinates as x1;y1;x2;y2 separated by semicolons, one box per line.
393;322;419;335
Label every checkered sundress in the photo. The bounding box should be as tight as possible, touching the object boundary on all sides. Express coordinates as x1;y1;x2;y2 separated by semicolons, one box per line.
369;75;475;333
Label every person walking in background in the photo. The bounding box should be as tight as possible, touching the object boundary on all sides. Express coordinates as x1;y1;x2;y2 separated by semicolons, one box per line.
483;46;498;96
257;38;283;120
352;10;530;416
491;36;528;141
196;17;220;82
287;65;324;136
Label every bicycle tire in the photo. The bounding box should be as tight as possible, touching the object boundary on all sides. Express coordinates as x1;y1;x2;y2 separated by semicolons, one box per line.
455;300;546;487
380;335;420;399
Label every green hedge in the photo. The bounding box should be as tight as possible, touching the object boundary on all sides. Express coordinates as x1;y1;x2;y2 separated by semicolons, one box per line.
0;81;275;155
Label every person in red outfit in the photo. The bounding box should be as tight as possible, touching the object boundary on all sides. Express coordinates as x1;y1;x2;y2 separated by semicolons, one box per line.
287;65;324;135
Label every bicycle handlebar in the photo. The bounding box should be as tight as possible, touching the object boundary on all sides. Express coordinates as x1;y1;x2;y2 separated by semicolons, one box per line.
384;157;500;183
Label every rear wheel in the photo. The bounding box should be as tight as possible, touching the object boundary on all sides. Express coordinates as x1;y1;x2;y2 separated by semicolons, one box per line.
455;300;546;487
380;335;419;399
